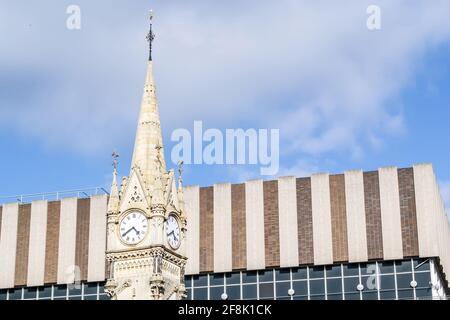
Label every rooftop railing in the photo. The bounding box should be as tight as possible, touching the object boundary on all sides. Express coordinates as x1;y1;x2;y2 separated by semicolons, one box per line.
0;187;109;205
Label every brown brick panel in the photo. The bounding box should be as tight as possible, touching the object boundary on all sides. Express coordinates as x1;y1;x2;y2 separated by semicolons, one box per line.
44;201;61;284
398;168;419;257
329;174;349;263
363;171;384;260
231;183;246;270
263;180;280;267
296;177;314;265
199;187;214;272
14;204;32;286
75;198;90;281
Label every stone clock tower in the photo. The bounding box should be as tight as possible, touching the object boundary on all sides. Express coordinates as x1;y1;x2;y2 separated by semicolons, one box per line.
104;12;187;300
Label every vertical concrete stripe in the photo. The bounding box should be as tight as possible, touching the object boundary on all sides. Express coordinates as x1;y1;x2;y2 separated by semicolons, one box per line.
263;180;280;267
245;180;265;270
397;168;419;257
27;200;48;287
15;204;31;286
277;176;299;267
296;178;314;265
44;201;60;283
311;173;333;265
57;198;78;284
329;174;348;262
213;183;232;273
184;186;200;275
199;187;214;272
413;164;440;257
231;184;247;270
378;167;403;260
0;203;19;289
363;171;384;260
87;195;107;282
75;198;90;281
344;170;368;262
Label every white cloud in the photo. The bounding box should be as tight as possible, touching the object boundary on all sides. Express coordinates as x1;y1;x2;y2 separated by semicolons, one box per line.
1;0;450;164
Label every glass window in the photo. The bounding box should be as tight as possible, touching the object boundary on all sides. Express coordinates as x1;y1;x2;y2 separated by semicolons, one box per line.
276;268;291;281
344;292;360;300
361;276;378;291
326;278;342;294
414;272;431;288
378;261;395;274
292;280;308;297
291;267;308;280
193;275;208;287
99;294;109;300
343;264;359;277
0;290;7;300
53;285;67;297
327;294;343;300
83;295;98;300
38;286;52;298
309;266;324;279
397;289;414;300
362;291;378;300
23;287;37;299
185;276;192;288
242;271;257;283
210;273;224;286
414;258;430;272
395;260;412;273
379;275;395;290
225;272;240;285
276;281;291;299
360;263;377;278
68;296;82;300
210;286;225;300
225;285;240;300
186;288;192;300
415;288;432;300
68;284;82;296
8;288;22;300
310;295;325;300
259;283;273;299
309;279;325;295
326;265;341;278
396;273;413;289
293;295;308;300
380;290;396;300
258;270;273;283
242;284;257;299
344;277;360;293
84;282;98;295
194;288;208;300
53;297;67;300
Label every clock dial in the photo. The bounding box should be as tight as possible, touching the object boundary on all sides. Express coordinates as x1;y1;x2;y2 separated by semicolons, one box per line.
165;214;181;249
119;211;148;245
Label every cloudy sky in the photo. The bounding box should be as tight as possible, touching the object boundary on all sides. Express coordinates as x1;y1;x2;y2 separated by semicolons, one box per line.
0;0;449;212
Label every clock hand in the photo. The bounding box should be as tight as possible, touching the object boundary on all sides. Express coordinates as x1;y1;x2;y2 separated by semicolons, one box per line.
122;227;133;237
131;226;140;235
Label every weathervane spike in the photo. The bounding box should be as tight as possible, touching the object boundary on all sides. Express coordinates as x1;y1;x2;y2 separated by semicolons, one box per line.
146;9;155;61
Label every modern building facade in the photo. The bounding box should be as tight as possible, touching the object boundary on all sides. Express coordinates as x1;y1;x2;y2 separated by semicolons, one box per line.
0;15;449;301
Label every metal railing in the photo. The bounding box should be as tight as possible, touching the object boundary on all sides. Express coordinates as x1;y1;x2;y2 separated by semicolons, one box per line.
0;187;109;205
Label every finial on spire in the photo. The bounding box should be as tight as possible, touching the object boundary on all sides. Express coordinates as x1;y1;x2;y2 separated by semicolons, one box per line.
146;9;155;61
112;150;119;171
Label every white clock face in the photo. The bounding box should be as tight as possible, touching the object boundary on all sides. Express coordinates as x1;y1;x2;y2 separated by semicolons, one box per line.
165;214;181;249
119;211;148;245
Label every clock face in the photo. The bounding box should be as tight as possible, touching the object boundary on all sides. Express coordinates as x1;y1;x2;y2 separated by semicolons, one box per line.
165;214;181;249
119;211;148;245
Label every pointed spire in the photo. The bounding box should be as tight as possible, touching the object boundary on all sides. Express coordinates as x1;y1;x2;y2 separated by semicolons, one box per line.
130;14;166;186
107;151;120;213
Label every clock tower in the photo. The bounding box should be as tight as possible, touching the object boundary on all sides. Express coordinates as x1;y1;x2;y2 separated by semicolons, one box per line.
104;11;188;300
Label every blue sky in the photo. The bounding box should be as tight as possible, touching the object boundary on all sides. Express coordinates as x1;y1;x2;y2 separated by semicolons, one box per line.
0;1;449;211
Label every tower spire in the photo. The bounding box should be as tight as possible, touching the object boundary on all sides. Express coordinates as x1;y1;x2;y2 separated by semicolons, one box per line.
131;10;166;186
107;151;120;213
146;10;155;61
